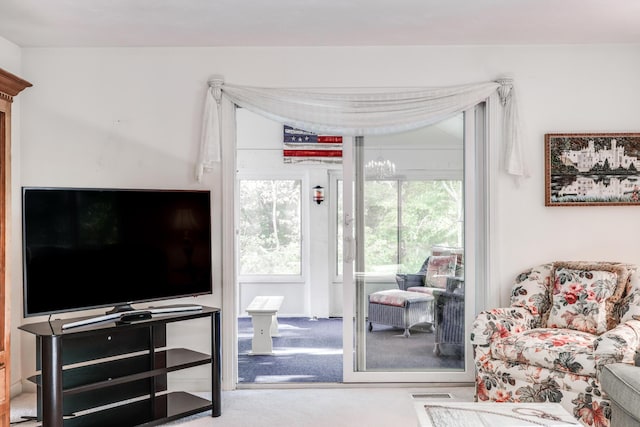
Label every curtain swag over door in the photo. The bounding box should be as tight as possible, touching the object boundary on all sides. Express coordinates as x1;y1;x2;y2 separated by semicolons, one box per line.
196;76;525;182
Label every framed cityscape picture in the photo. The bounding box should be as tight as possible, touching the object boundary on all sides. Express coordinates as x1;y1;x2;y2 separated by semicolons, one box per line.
545;132;640;206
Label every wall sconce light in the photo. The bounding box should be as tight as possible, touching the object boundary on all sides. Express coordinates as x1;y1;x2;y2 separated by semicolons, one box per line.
313;185;325;205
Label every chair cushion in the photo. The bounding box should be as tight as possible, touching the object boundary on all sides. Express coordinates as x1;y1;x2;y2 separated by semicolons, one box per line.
424;255;457;288
616;268;640;323
431;246;464;276
552;261;632;331
548;267;618;334
510;263;553;317
490;328;597;376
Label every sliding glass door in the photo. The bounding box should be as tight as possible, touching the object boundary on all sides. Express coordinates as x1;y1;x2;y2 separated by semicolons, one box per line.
231;104;489;385
342;108;483;382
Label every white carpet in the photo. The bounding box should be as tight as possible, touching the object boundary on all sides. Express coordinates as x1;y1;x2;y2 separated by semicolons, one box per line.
11;386;476;426
10;392;37;424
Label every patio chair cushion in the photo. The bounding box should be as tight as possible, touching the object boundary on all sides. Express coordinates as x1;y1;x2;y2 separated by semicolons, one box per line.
369;289;430;307
424;255;457;288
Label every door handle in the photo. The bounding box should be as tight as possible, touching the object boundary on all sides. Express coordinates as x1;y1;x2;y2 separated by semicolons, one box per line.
344;213;354;227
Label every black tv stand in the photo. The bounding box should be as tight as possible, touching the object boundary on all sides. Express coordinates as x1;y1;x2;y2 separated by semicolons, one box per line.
19;305;221;427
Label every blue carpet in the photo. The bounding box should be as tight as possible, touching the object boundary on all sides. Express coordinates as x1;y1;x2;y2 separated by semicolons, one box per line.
238;317;343;383
238;317;464;384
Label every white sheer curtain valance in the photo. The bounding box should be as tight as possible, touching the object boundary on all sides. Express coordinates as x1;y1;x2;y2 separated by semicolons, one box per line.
197;76;525;181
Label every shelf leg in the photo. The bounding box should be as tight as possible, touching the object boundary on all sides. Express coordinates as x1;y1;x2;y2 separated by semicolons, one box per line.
41;334;64;427
212;311;222;417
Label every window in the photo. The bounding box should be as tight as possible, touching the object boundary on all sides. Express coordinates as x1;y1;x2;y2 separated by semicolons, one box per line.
238;179;302;276
336;178;462;275
396;179;463;272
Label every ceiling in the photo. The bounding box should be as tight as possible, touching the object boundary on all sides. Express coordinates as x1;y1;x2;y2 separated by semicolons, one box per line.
1;0;640;48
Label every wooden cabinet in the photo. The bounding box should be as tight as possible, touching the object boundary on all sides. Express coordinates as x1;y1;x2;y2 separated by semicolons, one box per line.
19;306;221;427
0;67;31;425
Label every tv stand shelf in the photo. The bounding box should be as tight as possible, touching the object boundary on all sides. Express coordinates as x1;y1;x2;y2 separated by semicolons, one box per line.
19;306;221;427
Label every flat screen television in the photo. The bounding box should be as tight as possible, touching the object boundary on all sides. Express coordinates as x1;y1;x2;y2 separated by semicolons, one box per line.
22;187;213;318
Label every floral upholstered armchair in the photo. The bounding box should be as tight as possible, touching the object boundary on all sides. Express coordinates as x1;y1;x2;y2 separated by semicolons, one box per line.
470;261;640;427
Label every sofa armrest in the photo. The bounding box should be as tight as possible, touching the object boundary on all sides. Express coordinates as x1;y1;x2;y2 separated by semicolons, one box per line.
396;273;425;291
470;306;538;346
446;276;464;293
594;319;640;375
432;289;464;301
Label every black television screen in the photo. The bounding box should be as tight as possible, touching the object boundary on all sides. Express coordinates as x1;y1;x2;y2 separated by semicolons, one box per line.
22;187;213;317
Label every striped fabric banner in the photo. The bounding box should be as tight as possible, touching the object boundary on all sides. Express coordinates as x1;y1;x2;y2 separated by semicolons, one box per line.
283;125;342;164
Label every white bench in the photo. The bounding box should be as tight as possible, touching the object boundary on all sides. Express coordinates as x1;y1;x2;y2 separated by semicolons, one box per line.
246;296;284;355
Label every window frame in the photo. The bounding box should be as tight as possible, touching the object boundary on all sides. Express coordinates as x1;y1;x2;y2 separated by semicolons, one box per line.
235;171;309;284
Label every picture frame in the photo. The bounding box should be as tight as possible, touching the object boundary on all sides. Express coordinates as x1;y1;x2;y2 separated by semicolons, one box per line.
545;132;640;206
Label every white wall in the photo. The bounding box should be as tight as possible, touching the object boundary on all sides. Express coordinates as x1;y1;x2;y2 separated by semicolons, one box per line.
0;37;21;72
12;44;640;391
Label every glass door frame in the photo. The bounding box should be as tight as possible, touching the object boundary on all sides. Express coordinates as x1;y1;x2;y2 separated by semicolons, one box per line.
222;98;501;389
342;105;486;383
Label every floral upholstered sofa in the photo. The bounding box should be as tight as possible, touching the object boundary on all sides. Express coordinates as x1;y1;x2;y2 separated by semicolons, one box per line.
470;261;640;427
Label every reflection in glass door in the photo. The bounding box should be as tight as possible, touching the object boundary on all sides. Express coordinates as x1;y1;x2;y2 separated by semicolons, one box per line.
342;111;479;383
